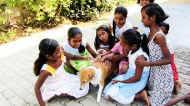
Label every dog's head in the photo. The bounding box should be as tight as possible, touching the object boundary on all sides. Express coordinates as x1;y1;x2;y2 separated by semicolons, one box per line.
79;67;95;90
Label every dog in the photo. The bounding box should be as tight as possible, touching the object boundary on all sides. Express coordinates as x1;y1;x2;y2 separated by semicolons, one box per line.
79;60;112;102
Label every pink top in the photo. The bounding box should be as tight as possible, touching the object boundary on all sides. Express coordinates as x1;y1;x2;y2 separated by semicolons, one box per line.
111;42;124;55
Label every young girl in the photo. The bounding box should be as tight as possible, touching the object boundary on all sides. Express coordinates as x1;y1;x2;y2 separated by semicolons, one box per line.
63;27;97;74
94;25;116;54
160;22;181;94
110;6;132;41
139;3;174;105
34;38;89;106
131;0;155;35
94;25;128;74
103;29;150;105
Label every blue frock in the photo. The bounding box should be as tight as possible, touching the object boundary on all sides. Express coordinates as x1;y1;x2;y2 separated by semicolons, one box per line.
103;48;150;104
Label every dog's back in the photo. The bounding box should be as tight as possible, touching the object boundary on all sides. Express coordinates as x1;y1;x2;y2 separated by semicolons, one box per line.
93;61;112;81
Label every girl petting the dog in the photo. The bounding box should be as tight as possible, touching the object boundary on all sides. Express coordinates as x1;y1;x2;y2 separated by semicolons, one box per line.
63;27;97;74
103;29;150;105
94;25;128;75
94;25;116;54
34;38;89;106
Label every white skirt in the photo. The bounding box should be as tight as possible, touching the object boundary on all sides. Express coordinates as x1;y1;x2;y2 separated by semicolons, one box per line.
41;70;89;101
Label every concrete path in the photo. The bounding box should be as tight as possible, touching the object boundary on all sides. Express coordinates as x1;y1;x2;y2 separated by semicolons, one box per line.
0;1;190;106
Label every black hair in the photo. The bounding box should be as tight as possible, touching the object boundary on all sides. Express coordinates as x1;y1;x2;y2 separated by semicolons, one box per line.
67;27;85;53
160;22;170;34
121;29;149;55
34;38;59;76
141;3;168;25
114;6;128;18
78;44;85;54
68;27;82;40
137;0;155;4
94;25;116;50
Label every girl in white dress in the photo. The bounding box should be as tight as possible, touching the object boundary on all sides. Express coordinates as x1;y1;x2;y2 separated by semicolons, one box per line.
34;38;89;106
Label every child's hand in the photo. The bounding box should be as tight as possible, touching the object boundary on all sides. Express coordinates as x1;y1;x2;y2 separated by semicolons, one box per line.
112;80;120;84
101;54;113;61
136;58;149;67
39;101;45;106
97;49;107;54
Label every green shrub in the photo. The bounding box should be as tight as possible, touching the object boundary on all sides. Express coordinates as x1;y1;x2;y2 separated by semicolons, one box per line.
0;0;119;28
0;0;136;43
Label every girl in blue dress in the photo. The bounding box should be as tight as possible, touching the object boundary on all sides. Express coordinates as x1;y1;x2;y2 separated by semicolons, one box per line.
103;29;150;105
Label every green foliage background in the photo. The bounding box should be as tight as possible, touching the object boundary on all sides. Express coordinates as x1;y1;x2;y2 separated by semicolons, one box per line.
0;0;135;43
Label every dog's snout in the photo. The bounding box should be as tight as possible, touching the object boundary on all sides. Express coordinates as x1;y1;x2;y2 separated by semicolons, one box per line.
80;87;83;90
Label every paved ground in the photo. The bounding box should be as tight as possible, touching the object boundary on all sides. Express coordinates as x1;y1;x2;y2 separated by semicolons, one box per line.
0;43;189;106
0;0;190;106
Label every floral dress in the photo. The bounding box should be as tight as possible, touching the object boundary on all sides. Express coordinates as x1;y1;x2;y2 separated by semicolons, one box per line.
148;30;174;106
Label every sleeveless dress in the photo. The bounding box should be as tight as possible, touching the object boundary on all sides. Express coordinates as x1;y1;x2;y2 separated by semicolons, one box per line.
103;48;150;104
40;62;89;101
148;30;174;106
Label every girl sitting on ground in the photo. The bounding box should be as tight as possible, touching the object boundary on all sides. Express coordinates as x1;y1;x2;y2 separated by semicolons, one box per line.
34;38;89;106
63;27;97;74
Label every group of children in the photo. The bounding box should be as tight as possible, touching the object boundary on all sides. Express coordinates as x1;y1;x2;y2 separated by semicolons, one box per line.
34;0;188;106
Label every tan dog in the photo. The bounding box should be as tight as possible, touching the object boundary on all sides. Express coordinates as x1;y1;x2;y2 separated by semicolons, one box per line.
79;60;112;102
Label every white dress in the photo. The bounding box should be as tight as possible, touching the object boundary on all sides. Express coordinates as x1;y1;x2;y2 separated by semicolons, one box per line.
40;63;89;101
63;42;81;56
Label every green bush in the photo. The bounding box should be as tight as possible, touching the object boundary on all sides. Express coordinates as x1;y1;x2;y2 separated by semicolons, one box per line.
0;0;136;43
0;0;118;28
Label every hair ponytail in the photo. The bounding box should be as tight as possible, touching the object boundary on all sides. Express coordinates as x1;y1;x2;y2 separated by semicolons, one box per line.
140;34;149;55
33;38;59;76
122;29;149;55
34;53;47;76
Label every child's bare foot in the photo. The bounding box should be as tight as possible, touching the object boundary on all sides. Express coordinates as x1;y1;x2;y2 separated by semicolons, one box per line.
136;90;150;106
173;80;182;95
184;93;190;104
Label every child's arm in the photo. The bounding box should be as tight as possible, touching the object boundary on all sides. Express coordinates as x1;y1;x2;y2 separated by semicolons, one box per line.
100;52;125;62
112;55;145;84
62;48;88;60
137;34;171;67
86;43;97;58
34;71;50;106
